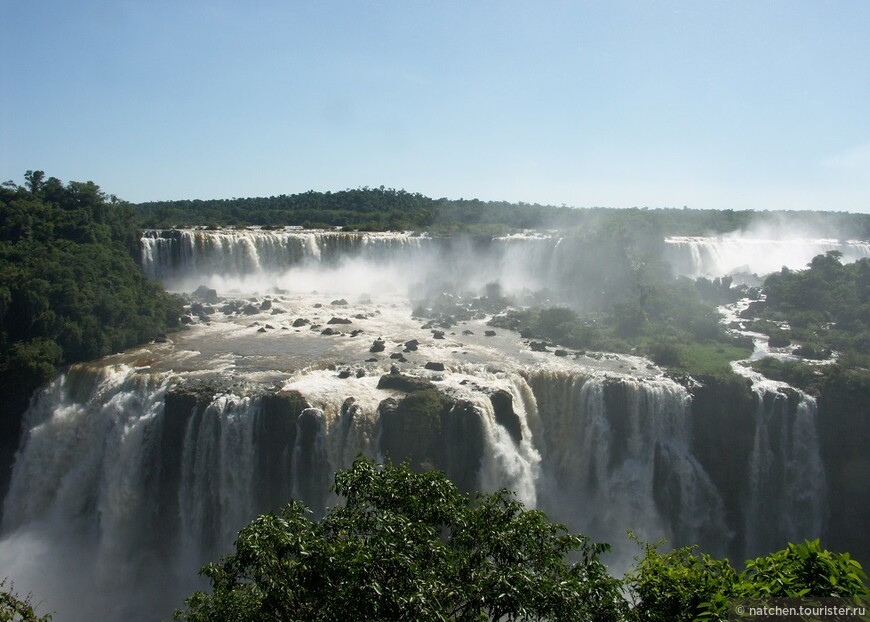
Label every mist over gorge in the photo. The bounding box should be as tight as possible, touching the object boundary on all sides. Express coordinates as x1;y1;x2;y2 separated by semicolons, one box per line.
3;209;869;621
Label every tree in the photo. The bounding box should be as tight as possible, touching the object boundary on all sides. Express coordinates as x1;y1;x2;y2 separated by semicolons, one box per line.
174;458;625;622
625;539;870;622
0;578;52;622
23;170;44;195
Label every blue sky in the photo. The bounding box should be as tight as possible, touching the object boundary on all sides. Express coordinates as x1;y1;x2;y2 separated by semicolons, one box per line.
2;1;869;211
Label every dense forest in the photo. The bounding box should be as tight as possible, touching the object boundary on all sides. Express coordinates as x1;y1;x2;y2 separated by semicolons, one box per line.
138;187;870;237
749;252;870;364
0;172;181;498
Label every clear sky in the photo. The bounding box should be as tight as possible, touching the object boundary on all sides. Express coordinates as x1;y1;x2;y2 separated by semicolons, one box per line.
2;1;869;211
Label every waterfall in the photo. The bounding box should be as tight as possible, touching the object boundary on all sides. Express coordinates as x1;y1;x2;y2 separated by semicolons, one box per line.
0;367;310;622
744;384;827;557
1;365;177;622
0;356;835;619
176;395;261;570
665;236;870;279
140;229;428;283
441;372;542;507
525;370;730;563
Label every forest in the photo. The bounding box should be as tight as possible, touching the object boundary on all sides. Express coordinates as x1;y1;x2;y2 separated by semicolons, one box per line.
138;187;870;238
0;172;181;498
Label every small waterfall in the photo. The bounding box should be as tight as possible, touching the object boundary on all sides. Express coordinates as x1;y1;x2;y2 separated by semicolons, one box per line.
291;408;330;516
451;376;541;507
744;384;827;557
177;395;260;569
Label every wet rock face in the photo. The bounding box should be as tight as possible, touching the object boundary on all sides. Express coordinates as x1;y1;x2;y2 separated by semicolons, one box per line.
490;389;522;444
294;408;330;516
377;388;485;490
817;378;870;566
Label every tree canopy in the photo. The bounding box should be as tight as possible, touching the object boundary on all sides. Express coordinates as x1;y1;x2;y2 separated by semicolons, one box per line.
174;459;870;622
135;188;870;238
0;172;182;498
173;458;626;622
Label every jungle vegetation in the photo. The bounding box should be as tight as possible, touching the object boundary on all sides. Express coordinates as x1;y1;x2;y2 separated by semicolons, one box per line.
0;172;182;497
748;251;870;393
137;186;870;238
172;459;869;622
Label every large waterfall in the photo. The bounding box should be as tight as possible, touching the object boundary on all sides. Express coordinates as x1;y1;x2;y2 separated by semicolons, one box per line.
0;229;836;621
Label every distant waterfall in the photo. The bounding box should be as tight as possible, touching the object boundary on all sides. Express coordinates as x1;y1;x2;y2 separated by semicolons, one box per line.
665;236;870;279
140;229;428;282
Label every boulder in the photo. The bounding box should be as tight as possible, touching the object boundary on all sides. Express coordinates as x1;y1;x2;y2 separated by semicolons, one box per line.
192;285;219;304
293;318;310;327
424;362;445;372
377;373;435;393
331;298;349;306
328;317;352;325
370;338;386;353
260;299;272;310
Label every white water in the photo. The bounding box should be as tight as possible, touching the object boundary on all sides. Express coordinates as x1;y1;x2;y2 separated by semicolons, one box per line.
525;370;730;565
665;235;870;279
0;228;835;620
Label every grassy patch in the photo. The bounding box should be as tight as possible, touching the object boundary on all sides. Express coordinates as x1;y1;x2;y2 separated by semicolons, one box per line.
669;341;753;379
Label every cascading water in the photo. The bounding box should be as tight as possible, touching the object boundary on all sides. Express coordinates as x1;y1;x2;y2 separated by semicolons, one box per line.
140;228;429;284
0;228;842;621
525;370;730;564
741;375;827;557
665;235;870;279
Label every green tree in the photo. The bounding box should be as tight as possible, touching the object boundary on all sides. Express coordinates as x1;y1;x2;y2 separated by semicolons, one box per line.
626;539;870;622
625;539;737;622
174;458;625;622
0;578;52;622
